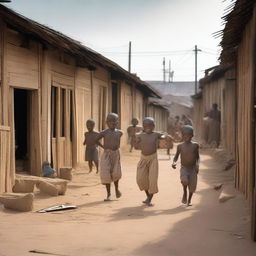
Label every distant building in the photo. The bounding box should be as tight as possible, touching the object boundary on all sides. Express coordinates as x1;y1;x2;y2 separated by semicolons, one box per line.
146;81;194;118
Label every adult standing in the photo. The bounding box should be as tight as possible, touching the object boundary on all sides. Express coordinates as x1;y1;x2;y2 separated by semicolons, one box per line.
208;103;221;147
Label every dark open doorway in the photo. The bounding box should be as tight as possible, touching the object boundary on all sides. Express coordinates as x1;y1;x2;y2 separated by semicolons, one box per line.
14;88;29;173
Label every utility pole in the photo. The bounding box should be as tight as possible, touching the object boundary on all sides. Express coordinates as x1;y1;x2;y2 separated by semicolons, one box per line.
128;41;131;73
168;60;172;83
163;57;166;83
194;45;201;94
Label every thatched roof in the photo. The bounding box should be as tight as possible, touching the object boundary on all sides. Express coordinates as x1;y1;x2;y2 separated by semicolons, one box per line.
0;4;160;98
214;0;255;65
199;64;234;86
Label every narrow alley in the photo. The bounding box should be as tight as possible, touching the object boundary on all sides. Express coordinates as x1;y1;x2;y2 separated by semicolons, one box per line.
0;147;255;256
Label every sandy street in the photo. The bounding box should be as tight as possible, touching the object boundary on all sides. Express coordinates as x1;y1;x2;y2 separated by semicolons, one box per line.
0;147;256;256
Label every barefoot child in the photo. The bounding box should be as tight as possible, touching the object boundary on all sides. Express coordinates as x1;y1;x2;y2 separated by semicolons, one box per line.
135;117;164;206
172;125;200;206
127;118;143;152
83;119;103;173
96;113;123;201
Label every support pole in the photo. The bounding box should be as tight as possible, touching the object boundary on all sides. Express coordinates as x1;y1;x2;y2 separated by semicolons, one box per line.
128;41;131;73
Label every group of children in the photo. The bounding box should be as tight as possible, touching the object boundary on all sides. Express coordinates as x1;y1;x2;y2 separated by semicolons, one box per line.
83;113;200;207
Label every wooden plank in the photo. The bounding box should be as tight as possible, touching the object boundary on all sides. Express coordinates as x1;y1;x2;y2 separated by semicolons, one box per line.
0;125;10;131
51;58;75;77
8;71;39;89
40;46;50;162
0;20;8;125
52;71;74;88
74;87;91;166
29;90;42;176
8;88;15;191
94;65;109;82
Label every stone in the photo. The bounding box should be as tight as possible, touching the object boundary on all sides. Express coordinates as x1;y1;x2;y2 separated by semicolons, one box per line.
36;181;58;196
59;168;73;181
12;179;35;193
0;193;34;212
48;179;68;195
219;194;236;203
213;183;223;190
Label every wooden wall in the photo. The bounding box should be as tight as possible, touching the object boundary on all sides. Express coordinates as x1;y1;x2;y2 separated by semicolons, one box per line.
222;69;236;157
0;126;13;193
192;97;203;142
0;18;156;191
147;105;168;132
135;89;144;123
120;81;133;146
92;66;109;131
74;68;92;167
236;16;254;201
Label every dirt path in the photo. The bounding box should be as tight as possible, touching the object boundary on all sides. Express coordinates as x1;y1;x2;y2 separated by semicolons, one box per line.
0;147;256;256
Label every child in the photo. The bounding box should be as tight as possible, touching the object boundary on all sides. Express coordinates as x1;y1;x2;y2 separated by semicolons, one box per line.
42;161;56;178
83;119;103;173
127;118;143;152
172;125;200;206
135;117;163;206
96;113;123;201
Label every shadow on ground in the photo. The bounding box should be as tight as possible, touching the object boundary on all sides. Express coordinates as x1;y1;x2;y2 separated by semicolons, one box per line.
128;149;256;256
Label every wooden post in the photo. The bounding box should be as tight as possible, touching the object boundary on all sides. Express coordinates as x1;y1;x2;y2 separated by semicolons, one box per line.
90;70;94;118
251;4;256;241
132;83;136;118
0;20;8;126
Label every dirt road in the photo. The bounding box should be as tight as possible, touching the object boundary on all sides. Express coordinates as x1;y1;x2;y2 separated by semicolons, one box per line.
0;147;256;256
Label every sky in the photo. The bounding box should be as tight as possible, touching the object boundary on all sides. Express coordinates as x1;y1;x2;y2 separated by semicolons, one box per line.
2;0;231;82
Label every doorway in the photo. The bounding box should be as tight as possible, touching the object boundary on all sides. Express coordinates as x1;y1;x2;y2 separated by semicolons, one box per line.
14;89;29;173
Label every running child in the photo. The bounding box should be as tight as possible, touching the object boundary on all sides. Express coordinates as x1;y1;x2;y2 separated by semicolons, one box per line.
135;117;164;206
172;125;200;206
96;113;123;201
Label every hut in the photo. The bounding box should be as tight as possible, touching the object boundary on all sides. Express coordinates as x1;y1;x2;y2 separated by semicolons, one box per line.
0;5;160;192
192;0;256;240
147;97;169;132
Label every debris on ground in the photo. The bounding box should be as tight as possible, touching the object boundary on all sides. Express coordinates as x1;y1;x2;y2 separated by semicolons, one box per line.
37;204;77;213
29;249;68;255
213;183;223;190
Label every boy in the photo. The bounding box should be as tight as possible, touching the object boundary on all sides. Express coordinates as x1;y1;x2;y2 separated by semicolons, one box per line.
127;118;143;152
172;125;200;206
83;119;103;173
96;113;123;201
135;117;163;206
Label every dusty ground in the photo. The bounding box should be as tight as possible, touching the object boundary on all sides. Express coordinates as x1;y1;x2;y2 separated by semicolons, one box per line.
0;146;256;256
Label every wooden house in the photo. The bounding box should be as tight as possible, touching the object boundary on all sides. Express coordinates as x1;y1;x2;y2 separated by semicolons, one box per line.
192;0;256;240
147;100;169;132
192;65;236;156
0;5;160;193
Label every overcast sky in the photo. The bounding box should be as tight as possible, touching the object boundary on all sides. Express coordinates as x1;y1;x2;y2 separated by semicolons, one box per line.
3;0;231;81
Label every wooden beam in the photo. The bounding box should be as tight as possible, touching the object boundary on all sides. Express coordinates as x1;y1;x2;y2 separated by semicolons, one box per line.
0;19;8;126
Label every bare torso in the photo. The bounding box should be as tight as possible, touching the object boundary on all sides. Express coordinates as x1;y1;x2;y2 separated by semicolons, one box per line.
137;132;161;155
178;141;199;168
99;129;123;150
84;131;99;148
127;126;143;137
